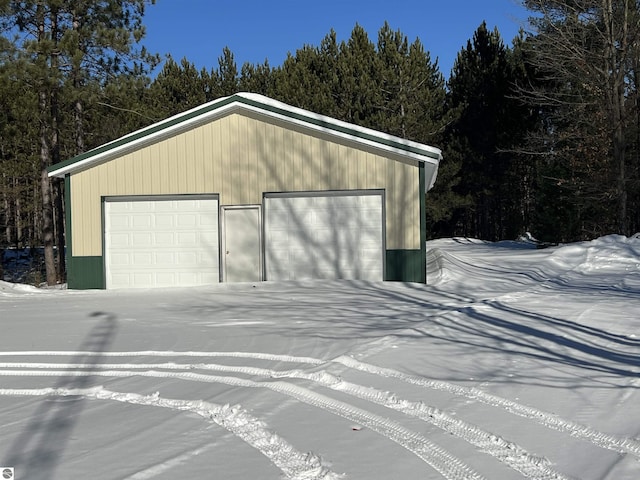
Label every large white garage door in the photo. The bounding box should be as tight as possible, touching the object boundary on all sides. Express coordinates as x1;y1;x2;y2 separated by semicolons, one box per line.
104;196;219;289
264;192;384;281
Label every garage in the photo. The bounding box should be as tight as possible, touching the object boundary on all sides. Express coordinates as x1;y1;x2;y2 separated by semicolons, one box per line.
104;195;219;289
49;92;442;289
264;191;384;281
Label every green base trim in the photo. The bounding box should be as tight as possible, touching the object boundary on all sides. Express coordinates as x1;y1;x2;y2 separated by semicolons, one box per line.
385;249;424;283
67;256;104;289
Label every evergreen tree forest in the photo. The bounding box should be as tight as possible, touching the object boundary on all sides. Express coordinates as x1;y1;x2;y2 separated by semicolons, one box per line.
2;0;640;284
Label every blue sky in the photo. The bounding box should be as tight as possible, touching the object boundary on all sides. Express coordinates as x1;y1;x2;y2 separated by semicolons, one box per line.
142;0;531;78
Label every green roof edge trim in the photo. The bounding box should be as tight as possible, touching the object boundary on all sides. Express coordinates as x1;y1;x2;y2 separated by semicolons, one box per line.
47;95;237;174
48;93;441;176
235;96;442;161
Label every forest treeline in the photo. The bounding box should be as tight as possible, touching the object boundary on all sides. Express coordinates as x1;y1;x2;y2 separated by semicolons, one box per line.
1;0;640;284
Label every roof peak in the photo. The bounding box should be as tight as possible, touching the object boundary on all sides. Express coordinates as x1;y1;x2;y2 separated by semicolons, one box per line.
48;93;442;183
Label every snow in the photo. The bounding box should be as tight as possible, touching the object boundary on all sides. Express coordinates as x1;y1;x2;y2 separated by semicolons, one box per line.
0;235;639;479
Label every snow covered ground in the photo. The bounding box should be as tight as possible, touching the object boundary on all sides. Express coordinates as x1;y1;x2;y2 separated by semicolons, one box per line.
0;235;638;480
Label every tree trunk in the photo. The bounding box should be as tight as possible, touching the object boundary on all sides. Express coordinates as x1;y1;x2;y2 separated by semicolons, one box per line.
40;88;56;286
15;179;22;247
603;0;629;234
36;3;56;285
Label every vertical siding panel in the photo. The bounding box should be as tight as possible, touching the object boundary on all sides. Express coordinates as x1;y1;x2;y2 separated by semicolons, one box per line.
292;130;303;191
186;129;197;192
267;121;276;193
91;168;102;254
238;116;251;203
210;121;221;198
219;116;229;202
324;141;334;188
123;152;134;194
71;176;83;255
281;128;292;191
192;128;201;192
339;141;349;188
140;147;151;193
149;143;161;194
227;115;238;203
198;124;207;191
254;119;267;199
273;121;285;192
201;123;214;194
247;118;260;204
221;117;231;202
386;157;398;249
262;121;277;193
310;136;323;190
300;133;312;191
170;136;181;193
177;134;188;193
112;153;122;195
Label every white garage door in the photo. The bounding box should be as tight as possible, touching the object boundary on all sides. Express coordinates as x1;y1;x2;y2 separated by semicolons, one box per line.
104;196;219;289
264;192;384;281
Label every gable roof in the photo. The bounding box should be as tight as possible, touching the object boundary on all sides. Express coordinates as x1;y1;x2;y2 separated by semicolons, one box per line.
48;92;442;189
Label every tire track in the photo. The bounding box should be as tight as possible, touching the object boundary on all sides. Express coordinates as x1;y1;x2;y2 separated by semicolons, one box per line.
0;361;571;479
0;368;484;480
0;350;323;365
0;386;339;480
333;355;640;458
5;351;638;463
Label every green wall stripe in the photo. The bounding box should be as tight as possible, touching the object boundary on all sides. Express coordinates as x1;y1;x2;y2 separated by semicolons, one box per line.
419;164;427;284
67;256;104;289
385;250;423;283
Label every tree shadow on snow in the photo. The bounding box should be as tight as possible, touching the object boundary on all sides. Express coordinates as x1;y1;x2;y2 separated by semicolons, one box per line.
191;279;640;389
2;312;118;480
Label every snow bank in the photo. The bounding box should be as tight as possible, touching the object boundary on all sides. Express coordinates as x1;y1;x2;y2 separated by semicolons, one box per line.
550;234;640;273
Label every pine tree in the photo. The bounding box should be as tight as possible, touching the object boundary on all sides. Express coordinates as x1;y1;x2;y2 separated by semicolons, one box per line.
0;0;158;284
213;46;239;97
148;57;209;116
446;22;535;240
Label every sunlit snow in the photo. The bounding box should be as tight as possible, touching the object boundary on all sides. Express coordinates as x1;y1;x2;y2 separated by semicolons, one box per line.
1;235;639;479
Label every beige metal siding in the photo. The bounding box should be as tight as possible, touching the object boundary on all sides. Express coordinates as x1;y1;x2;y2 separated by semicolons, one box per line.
70;112;420;256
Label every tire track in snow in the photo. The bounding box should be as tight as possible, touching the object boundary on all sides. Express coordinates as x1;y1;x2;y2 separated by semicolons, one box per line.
0;368;484;480
0;361;572;480
333;355;640;458
6;351;638;466
0;387;339;480
0;350;323;365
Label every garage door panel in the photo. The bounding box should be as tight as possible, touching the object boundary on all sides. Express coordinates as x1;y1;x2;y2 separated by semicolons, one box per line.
265;192;384;281
105;197;219;289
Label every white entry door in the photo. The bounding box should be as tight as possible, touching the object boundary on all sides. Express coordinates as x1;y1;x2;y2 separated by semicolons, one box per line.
222;206;262;282
104;196;220;289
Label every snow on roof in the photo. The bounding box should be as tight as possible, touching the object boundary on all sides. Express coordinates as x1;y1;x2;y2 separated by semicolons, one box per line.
47;92;442;190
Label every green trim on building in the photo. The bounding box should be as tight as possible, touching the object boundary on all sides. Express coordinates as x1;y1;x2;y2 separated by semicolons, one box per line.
64;175;73;283
236;96;442;160
385;250;423;283
47;96;238;174
419;164;427;284
67;256;104;289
